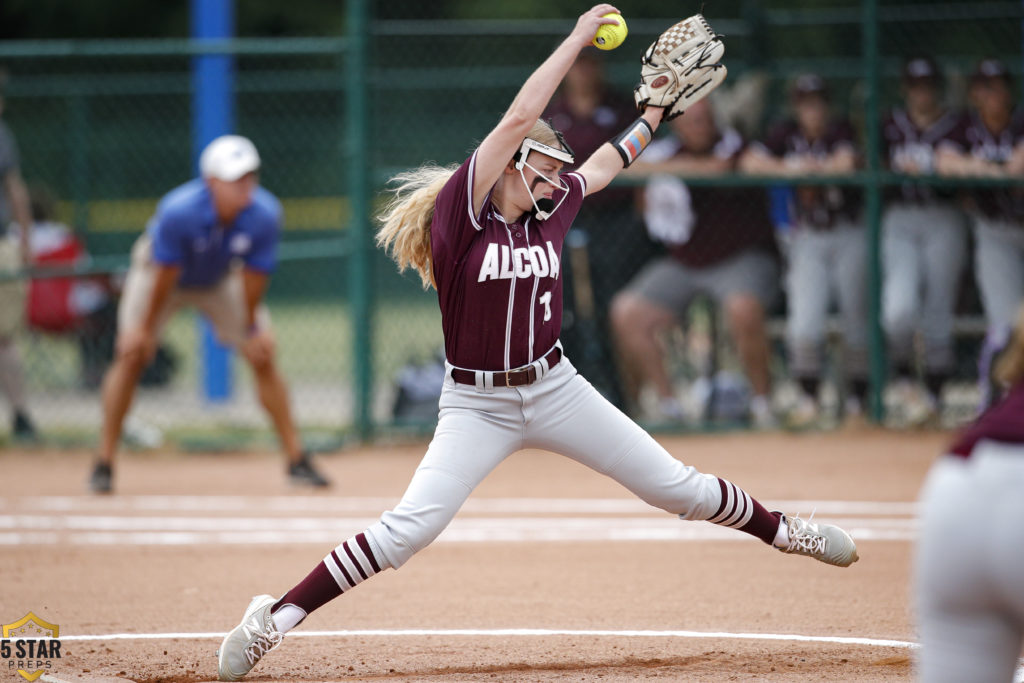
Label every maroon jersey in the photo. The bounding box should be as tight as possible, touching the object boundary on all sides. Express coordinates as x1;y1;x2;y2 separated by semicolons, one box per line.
432;150;586;371
754;118;861;229
942;110;1024;225
950;381;1024;457
881;107;964;203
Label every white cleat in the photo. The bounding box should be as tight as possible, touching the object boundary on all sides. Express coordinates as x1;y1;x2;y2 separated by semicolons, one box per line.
217;594;283;681
774;513;859;567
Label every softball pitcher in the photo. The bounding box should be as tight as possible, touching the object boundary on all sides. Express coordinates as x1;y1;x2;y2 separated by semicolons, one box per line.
217;8;858;680
915;302;1024;682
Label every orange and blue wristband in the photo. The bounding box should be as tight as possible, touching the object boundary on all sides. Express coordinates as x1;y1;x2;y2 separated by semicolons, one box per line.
611;117;654;167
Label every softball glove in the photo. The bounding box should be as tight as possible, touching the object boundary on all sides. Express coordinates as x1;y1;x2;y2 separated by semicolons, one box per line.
634;14;728;120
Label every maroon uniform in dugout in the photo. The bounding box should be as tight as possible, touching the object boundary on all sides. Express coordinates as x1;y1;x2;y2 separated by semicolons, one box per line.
943;111;1024;225
654;129;776;268
755;119;862;228
882;107;964;203
432;149;586;370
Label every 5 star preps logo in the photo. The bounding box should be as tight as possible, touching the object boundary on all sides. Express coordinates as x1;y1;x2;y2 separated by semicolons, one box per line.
1;613;62;682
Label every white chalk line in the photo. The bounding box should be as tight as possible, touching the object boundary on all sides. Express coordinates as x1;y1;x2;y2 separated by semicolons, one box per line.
0;516;917;532
0;515;915;531
53;627;916;649
0;497;918;545
0;496;919;516
0;516;916;545
27;629;1024;679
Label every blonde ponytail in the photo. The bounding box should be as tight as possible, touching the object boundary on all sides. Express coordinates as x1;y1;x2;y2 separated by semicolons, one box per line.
995;303;1024;388
375;163;458;290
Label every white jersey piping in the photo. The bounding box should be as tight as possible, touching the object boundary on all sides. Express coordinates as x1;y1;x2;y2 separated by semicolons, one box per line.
466;150;486;232
502;224;516;370
523;215;537;359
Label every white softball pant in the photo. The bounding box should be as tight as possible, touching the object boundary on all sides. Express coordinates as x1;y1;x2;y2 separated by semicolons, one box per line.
785;222;867;379
915;442;1024;683
972;218;1024;333
882;202;967;372
366;355;724;569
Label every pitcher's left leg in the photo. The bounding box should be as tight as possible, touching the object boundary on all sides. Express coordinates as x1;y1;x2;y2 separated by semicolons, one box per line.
523;361;858;566
525;364;777;541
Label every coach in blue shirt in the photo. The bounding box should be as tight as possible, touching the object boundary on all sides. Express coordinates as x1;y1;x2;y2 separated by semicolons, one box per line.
90;134;329;493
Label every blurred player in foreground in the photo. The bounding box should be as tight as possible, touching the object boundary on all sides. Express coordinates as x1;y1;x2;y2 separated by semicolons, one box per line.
915;301;1024;682
90;135;329;493
216;7;857;680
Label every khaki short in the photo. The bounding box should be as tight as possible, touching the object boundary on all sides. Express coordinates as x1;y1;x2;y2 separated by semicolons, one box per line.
0;237;26;338
626;248;779;316
118;235;271;347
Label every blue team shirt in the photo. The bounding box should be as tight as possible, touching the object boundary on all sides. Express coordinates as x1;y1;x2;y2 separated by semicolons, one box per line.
147;178;282;288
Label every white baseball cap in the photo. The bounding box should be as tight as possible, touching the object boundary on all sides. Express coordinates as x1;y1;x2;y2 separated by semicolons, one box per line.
199;134;261;181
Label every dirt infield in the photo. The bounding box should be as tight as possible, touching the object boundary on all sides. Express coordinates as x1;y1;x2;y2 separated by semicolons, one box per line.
1;428;947;682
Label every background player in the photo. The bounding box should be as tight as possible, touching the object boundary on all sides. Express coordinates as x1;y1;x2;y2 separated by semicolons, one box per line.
880;55;967;426
90;134;329;493
936;57;1024;413
216;9;858;680
740;73;868;427
611;98;779;427
914;302;1024;682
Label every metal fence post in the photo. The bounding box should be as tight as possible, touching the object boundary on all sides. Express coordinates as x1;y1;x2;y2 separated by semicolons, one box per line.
191;0;235;403
347;0;373;440
862;0;886;422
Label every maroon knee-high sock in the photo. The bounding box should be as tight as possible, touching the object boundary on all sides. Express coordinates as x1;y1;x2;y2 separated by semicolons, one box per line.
272;532;384;616
706;478;783;544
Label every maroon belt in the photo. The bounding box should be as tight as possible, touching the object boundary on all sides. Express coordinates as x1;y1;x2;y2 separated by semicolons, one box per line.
451;347;561;388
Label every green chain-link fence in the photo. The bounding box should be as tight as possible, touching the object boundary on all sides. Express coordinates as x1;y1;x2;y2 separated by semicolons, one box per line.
0;0;1020;448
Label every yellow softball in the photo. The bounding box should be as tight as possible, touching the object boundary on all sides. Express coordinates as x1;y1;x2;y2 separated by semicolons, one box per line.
592;13;627;50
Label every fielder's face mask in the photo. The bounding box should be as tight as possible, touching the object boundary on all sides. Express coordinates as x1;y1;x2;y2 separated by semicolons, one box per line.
512;133;575;220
